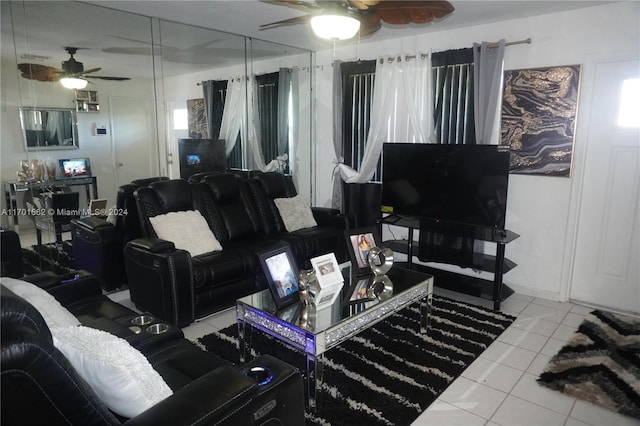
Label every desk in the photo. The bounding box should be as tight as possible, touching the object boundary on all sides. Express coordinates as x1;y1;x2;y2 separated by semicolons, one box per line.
3;176;98;231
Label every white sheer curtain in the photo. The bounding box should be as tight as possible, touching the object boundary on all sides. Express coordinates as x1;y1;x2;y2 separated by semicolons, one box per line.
218;76;246;156
336;53;434;184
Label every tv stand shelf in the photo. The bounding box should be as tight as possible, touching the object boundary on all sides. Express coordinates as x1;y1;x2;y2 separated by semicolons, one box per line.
381;216;519;310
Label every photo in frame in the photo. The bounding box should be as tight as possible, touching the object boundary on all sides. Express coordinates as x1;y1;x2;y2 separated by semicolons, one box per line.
310;252;344;308
345;227;381;275
258;245;300;309
345;276;375;304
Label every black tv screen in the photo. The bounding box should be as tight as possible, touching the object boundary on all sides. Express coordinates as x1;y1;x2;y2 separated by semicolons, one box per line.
178;139;225;179
381;143;510;231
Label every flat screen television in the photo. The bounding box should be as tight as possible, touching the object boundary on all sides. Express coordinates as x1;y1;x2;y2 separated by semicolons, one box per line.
58;158;91;178
381;143;510;231
178;139;226;179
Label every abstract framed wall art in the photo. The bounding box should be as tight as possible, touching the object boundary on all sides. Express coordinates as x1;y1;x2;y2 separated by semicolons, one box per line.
500;64;582;177
187;98;208;139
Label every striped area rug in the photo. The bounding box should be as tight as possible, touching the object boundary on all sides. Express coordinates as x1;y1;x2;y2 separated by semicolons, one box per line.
538;310;640;419
197;295;514;426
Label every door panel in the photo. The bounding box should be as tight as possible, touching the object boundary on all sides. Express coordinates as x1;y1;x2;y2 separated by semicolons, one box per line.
570;59;640;313
110;97;156;187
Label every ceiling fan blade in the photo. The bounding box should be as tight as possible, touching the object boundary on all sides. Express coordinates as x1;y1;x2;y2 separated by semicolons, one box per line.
89;76;131;81
260;14;312;29
359;13;383;36
17;63;61;82
81;67;102;74
375;1;454;25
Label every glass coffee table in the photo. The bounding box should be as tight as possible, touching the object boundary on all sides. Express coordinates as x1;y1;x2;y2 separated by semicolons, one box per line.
236;263;434;410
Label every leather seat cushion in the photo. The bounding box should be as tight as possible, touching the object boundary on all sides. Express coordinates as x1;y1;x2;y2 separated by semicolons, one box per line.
192;248;257;290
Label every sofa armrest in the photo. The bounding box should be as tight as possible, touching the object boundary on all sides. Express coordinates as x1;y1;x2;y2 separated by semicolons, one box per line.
312;208;349;229
311;206;340;216
124;366;258;426
48;271;103;306
128;237;175;253
73;216;112;232
124;240;194;327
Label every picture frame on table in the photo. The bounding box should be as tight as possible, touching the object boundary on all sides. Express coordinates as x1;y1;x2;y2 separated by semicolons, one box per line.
345;276;375;304
344;227;381;275
310;252;344;308
258;245;300;310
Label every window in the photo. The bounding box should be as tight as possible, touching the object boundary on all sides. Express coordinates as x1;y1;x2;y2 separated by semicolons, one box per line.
255;72;289;173
432;48;475;145
340;49;476;182
340;60;378;179
173;108;188;130
204;80;243;169
618;78;640;128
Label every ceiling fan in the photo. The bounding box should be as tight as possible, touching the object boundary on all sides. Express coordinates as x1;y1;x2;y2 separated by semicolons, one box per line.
17;47;130;84
261;0;455;38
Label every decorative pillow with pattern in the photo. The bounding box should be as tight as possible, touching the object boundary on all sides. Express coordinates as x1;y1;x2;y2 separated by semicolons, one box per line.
274;195;317;232
150;210;222;257
52;325;173;418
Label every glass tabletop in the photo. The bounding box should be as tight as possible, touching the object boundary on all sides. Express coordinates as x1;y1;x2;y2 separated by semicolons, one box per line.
236;263;434;355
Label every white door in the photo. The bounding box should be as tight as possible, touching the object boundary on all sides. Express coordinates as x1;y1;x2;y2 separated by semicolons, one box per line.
570;59;640;313
110;97;157;187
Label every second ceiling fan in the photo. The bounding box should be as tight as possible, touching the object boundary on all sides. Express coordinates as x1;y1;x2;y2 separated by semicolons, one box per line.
18;47;131;87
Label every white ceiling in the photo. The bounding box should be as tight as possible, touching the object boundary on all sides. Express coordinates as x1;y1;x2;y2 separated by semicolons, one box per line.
88;0;616;52
4;1;616;81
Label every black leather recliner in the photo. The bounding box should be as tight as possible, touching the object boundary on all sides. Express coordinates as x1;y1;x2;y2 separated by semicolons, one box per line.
72;177;169;291
1;273;305;425
124;178;263;327
247;172;349;266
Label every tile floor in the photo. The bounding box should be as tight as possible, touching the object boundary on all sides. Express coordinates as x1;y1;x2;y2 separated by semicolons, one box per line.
110;286;639;426
18;229;638;426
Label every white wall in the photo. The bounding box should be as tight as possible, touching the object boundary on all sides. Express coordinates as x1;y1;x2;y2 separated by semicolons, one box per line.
313;2;640;302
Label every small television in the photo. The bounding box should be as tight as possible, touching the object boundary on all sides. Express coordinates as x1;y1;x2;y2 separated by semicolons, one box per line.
381;143;510;231
59;158;91;178
178;139;226;179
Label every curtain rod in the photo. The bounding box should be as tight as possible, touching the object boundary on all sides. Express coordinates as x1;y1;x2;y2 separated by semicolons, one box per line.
386;37;532;64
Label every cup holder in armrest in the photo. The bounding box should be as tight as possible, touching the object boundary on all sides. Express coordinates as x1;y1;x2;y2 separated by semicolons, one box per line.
241;366;274;386
146;323;170;334
130;315;155;326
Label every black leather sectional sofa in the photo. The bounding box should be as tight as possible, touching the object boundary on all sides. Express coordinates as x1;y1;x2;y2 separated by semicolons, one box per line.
124;172;350;327
1;271;305;425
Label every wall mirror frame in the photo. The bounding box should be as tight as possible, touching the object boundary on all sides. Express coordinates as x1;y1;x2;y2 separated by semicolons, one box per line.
1;0;314;236
19;107;79;151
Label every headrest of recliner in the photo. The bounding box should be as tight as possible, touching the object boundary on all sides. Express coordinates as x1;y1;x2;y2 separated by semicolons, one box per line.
131;176;169;187
203;173;242;202
150;179;194;212
0;285;51;339
257;173;295;198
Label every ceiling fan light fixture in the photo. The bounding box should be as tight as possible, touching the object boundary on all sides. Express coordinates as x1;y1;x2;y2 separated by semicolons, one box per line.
60;77;88;89
310;14;360;41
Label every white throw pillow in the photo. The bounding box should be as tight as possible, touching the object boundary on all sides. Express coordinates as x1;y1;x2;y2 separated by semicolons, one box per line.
274;195;317;232
0;277;80;329
51;325;173;418
150;210;222;257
